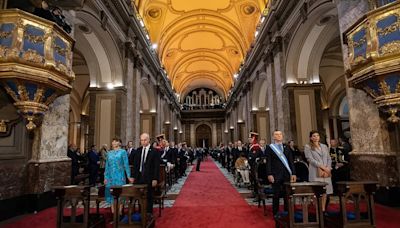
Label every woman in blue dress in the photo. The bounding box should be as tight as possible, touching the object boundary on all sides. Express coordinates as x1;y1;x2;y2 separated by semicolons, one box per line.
104;138;133;213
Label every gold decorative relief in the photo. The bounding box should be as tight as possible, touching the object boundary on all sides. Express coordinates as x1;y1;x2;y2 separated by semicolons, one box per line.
0;120;8;133
377;19;400;36
24;33;45;44
33;88;44;103
54;44;67;56
0;9;75;130
148;8;162;19
242;4;256;15
379;81;391;95
22;49;44;63
0;31;12;39
7;48;20;59
379;40;400;55
0;45;7;58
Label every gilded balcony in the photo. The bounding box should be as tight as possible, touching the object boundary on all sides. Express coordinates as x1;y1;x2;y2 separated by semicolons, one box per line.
0;9;74;130
345;1;400;123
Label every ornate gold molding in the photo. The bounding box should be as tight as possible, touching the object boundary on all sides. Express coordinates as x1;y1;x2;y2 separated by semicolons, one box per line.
0;9;75;130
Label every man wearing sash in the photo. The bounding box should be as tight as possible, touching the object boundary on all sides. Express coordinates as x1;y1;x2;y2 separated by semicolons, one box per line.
266;130;296;217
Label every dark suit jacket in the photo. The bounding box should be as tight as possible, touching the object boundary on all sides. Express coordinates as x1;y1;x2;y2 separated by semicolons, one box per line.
127;148;136;165
266;144;296;181
167;147;178;164
133;146;160;184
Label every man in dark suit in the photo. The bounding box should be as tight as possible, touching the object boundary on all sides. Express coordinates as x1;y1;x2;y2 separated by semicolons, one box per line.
132;133;160;215
67;144;79;184
126;141;136;165
87;145;100;186
266;130;296;217
169;141;179;179
178;143;188;176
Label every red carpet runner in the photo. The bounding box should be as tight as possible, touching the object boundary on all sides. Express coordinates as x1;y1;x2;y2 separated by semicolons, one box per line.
156;160;274;228
2;159;400;227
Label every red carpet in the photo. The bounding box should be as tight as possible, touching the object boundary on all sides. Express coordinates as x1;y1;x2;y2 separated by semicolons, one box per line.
2;159;400;227
156;160;273;228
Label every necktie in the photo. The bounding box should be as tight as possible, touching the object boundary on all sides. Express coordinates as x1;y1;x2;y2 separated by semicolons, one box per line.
279;144;283;153
140;147;147;173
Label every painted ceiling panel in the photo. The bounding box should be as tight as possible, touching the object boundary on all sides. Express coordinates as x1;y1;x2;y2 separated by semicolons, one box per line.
134;0;269;98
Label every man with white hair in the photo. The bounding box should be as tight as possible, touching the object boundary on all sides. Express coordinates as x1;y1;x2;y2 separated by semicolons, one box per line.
132;133;160;216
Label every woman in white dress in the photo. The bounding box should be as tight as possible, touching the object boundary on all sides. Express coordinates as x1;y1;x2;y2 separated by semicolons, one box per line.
304;130;333;211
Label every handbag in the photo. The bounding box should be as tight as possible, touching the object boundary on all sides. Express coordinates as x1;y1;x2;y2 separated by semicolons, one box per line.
310;144;331;178
318;167;331;178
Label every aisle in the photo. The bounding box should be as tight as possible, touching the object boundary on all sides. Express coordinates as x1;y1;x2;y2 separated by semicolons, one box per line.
156;159;273;228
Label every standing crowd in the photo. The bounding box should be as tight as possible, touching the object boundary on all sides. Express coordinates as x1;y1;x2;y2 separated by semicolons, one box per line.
211;130;351;217
67;133;206;220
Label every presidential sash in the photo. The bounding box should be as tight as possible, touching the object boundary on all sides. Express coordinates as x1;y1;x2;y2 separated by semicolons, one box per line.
270;144;292;175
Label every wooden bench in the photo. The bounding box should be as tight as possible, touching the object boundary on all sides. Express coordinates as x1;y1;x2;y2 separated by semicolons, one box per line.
276;182;327;228
154;164;167;217
254;157;274;216
111;184;155;228
325;181;378;228
53;185;105;228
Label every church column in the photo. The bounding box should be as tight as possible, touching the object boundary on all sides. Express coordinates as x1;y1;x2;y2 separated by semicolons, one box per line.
272;40;292;141
212;123;217;147
155;91;162;136
28;95;71;203
246;85;253;132
265;57;277;141
190;123;196;147
125;49;142;146
132;61;142;146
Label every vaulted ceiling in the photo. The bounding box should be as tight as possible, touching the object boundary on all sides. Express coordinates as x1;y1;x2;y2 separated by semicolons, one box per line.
134;0;268;100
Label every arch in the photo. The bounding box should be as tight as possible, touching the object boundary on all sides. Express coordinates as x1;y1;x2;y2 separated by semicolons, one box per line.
195;123;212;147
177;73;229;97
140;80;157;112
159;10;249;57
74;10;124;87
251;77;268;109
285;2;339;83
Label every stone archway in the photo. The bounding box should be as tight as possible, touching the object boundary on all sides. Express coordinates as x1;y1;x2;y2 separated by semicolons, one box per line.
196;124;212;148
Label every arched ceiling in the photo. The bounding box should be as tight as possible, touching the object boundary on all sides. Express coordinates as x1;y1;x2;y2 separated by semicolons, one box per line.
134;0;268;98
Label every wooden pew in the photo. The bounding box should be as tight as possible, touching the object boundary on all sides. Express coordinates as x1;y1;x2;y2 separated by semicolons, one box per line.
53;185;105;228
325;181;378;228
275;182;327;228
111;184;155;228
254;157;274;216
154;164;167;217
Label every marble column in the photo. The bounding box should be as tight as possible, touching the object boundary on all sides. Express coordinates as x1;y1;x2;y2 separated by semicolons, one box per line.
190;123;196;147
265;61;277;142
212;123;217;147
125;53;141;146
28;95;71;194
274;50;292;141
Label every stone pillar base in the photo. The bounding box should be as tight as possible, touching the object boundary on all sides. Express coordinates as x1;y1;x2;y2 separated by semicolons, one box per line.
350;154;399;186
27;160;71;194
